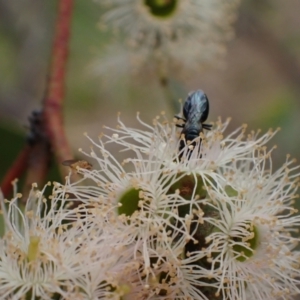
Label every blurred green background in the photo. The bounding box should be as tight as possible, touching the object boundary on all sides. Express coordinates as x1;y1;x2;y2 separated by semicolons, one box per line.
1;0;300;180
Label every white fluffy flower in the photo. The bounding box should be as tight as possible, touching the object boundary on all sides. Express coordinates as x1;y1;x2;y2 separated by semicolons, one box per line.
0;183;99;299
103;113;278;189
202;151;300;299
94;0;240;81
58;132;202;264
11;100;300;300
60;222;141;300
60;115;300;299
54;115;282;299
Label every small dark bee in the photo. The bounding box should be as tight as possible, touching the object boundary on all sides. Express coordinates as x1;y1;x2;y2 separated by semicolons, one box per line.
175;90;212;154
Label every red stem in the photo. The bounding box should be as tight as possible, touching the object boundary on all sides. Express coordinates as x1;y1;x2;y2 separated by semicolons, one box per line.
43;0;74;178
0;145;31;197
22;143;51;203
1;0;74;199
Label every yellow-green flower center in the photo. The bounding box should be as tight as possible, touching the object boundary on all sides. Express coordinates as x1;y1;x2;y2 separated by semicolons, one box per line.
27;236;40;262
144;0;178;18
116;284;131;297
118;188;141;216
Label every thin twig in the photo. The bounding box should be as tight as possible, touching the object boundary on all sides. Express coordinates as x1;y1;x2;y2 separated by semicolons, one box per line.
0;146;31;198
1;0;74;199
21;111;52;202
21;142;51;204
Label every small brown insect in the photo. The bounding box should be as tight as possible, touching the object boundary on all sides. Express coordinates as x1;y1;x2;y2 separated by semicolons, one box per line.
62;159;92;172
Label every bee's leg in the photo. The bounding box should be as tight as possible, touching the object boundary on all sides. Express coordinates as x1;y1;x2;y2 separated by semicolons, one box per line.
174;115;186;121
174;115;186;128
203;123;213;130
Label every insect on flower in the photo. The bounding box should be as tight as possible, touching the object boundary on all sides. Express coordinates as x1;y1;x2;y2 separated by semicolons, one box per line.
62;159;92;173
175;90;212;154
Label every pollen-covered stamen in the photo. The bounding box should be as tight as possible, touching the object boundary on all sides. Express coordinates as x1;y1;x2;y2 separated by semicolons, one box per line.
230;222;258;262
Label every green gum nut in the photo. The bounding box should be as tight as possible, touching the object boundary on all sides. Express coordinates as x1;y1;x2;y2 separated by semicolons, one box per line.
144;0;178;18
118;188;141;216
232;225;259;262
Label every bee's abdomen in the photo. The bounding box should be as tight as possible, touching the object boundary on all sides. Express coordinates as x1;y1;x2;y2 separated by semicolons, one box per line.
183;126;201;141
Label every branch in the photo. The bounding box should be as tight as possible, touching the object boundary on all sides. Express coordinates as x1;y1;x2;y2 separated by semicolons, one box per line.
21;111;52;202
43;0;74;178
1;0;75;198
0;145;31;197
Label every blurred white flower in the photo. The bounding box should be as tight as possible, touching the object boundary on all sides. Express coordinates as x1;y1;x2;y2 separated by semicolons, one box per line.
202;152;300;300
94;0;240;81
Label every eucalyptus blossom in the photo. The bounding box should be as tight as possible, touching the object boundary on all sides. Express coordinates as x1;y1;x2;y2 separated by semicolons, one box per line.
0;183;87;299
2;112;300;299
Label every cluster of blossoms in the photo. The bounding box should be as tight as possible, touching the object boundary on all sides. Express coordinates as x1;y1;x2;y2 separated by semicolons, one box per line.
1;113;300;299
93;0;240;82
